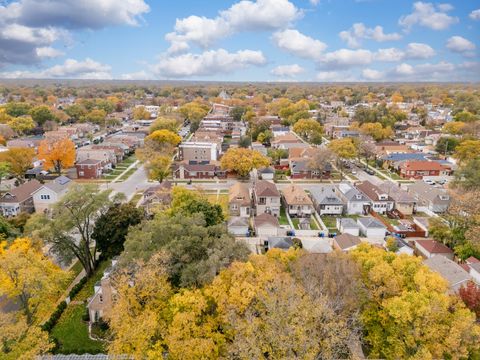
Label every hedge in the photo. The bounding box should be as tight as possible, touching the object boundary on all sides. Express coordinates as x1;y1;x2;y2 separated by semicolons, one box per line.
68;276;87;299
42;301;67;332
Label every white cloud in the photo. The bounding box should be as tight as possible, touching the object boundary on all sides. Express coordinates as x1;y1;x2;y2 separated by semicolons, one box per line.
270;64;304;77
339;23;401;48
399;2;458;31
309;0;320;5
272;29;327;60
319;49;373;69
362;68;384;80
0;0;149;66
35;46;64;58
166;0;301;51
405;42;436;59
120;70;151;80
470;9;480;21
395;63;415;75
375;48;405;62
0;0;150;29
0;58;112;79
316;71;341;81
446;36;476;54
151;49;267;78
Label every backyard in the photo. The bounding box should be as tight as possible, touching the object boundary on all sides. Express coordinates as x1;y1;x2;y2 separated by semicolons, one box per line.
279;206;290;226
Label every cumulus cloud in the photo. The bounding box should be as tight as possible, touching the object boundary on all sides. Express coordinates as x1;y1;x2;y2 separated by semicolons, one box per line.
120;70;152;80
446;36;476;55
166;0;301;51
272;29;327;60
405;43;436;59
375;48;405;62
384;61;480;81
309;0;320;5
362;68;384;80
470;9;480;21
36;46;64;58
319;49;373;69
270;64;304;77
339;23;401;48
151;49;267;78
0;58;112;79
0;0;149;67
399;2;458;31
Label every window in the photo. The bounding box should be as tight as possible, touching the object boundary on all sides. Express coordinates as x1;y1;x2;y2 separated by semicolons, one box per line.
258;197;266;205
40;194;51;200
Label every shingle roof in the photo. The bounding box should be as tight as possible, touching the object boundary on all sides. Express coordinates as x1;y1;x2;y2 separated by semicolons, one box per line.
337;218;360;229
415;239;453;254
310;186;343;205
254;213;279;227
356;181;392;202
254;180;280;197
400;160;450;171
334;233;361;250
267;236;293;250
424;256;471;291
1;180;43;203
379;182;415;203
282;185;313;206
357;217;386;229
229;182;250;206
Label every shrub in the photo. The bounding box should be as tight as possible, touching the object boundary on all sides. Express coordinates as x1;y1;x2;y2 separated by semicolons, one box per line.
82;308;90;322
42;301;67;332
68;276;87;299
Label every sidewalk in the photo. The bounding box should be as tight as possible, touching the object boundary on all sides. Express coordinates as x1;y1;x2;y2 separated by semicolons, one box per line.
112;160;139;183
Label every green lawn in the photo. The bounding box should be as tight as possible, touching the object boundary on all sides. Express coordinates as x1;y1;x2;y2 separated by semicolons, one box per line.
321;216;338;229
279;206;290;225
118;167;137;181
379;214;400;226
51;304;105;354
73;261;110;302
291;218;299;229
130;191;143;205
310;218;319;230
379;169;402;180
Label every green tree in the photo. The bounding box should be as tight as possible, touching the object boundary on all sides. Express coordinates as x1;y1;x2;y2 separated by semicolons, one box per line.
64;104;87;121
435;136;460;155
122;212;249;287
29;106;55;126
454;140;480;164
4;102;31;117
92;203;143;259
292;118;323;143
0;161;11;191
454;159;480;191
230;106;246;122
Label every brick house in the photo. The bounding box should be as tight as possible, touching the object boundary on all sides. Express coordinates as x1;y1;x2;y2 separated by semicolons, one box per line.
76;159;103;179
399;160;452;179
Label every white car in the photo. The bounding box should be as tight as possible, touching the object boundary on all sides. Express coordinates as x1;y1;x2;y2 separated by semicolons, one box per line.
423;179;435;185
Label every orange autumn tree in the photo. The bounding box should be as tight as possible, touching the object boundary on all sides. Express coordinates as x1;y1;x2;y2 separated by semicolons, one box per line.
38;138;75;175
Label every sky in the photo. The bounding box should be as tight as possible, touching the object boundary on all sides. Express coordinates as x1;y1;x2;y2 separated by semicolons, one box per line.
0;0;479;82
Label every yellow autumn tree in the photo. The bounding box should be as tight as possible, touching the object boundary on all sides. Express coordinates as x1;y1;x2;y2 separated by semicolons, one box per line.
0;238;69;325
0;312;53;360
443;121;465;135
350;244;480;359
133;106;151;120
145;155;171;183
454;139;480;164
359;122;394;141
0;147;35;183
38;137;75;175
220;148;270;177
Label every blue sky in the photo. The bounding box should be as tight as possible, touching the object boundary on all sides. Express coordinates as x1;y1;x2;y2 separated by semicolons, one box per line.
0;0;478;81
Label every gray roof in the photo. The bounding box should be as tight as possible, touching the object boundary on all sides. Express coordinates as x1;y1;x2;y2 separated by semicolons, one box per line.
407;181;450;203
337;183;370;202
228;216;249;227
424;256;471;291
310;186;344;205
357;217;386;229
379;182;415;203
337;218;360;229
44;176;72;193
267;236;294;250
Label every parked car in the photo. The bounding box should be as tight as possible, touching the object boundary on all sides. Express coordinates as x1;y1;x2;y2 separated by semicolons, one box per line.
423;179;435;185
365;168;375;175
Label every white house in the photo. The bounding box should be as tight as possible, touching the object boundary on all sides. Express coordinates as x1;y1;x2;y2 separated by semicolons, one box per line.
337;183;371;215
32;176;72;214
310;185;344;216
357;217;387;239
356;181;394;215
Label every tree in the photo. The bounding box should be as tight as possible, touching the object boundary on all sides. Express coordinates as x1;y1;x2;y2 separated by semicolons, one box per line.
267;148;288;164
108;252;173;358
133;106;151;120
0;313;53;359
145;129;181;148
292;118;323;143
454;139;480;165
443;121;466;135
391;92;403;103
0;238;68;324
308;147;335;174
459;281;480;318
35;185;118;277
230;106;246;122
454;159;480;191
256;130;273;144
149;117;180;133
454;110;478;123
92;203;143;259
82;109;107;125
145;155;172;183
0;161;11;190
0;148;35;183
29;105;55;126
351;244;480;359
4;102;31;117
435;136;460;155
220;148;270;177
179;102;209;121
37;138;75;175
122;212;249;287
328;138;357;179
64;104;86;121
358;122;393;141
7;116;35;135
